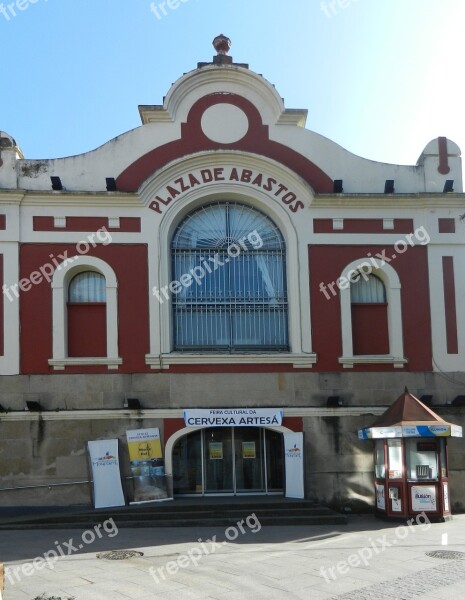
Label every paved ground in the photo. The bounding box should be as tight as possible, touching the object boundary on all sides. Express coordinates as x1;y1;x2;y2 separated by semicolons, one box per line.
2;513;465;599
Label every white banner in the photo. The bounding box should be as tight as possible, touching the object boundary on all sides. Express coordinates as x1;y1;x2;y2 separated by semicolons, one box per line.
359;424;463;439
88;439;125;509
184;408;283;427
284;432;304;499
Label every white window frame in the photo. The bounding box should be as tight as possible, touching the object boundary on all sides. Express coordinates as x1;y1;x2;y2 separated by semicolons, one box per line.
145;195;317;369
48;256;121;370
139;152;319;370
338;260;407;368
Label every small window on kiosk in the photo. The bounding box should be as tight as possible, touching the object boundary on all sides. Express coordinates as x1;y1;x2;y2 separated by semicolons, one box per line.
375;440;385;479
406;438;438;481
387;439;402;479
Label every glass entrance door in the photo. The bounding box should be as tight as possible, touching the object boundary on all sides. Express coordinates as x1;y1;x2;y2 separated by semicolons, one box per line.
173;427;284;495
234;427;265;493
204;427;234;493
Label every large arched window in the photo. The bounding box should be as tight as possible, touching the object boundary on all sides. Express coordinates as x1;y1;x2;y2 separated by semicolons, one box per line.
171;202;288;351
350;274;389;355
67;271;107;357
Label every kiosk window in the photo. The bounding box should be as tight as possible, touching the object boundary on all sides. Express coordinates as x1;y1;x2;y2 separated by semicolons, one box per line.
375;440;385;479
387;439;402;479
406;438;438;481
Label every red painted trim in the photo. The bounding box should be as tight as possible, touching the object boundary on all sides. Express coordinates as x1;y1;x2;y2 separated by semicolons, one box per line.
0;255;3;356
442;257;458;354
313;219;414;234
438;218;455;234
282;417;303;432
109;217;141;232
33;216;141;232
32;216;54;231
438;137;451;175
0;215;6;230
163;418;186;445
313;219;338;233
116;93;333;193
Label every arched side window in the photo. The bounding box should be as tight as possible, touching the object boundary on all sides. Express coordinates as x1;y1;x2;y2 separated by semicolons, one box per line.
339;261;406;368
67;272;107;358
171;201;288;352
350;274;386;303
350;274;389;355
68;272;106;303
49;256;121;370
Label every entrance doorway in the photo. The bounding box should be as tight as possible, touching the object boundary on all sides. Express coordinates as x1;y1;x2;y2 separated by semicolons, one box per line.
172;427;284;495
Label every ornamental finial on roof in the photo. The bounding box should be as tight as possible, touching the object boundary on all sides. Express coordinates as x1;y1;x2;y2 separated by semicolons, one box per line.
197;35;247;69
213;34;231;56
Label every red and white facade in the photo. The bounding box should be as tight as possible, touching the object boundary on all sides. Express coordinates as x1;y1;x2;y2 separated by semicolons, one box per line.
0;39;464;508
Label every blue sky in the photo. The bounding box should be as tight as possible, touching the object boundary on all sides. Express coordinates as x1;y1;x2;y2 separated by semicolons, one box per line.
1;0;464;167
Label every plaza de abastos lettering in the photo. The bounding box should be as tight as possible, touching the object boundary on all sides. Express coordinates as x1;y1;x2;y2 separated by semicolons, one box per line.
148;166;305;214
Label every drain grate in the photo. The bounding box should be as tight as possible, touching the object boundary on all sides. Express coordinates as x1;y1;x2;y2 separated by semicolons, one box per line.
426;550;465;560
97;550;144;560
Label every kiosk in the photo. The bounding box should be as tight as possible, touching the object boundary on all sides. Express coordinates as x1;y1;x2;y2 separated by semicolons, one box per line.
359;389;462;520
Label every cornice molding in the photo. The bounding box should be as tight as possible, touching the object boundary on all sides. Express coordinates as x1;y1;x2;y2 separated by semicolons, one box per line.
0;406;388;422
313;193;465;208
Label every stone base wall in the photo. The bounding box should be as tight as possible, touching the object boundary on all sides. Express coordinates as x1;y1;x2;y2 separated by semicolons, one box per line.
0;372;464;510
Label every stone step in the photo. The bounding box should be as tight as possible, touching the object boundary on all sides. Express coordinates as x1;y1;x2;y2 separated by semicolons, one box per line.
0;515;347;529
0;497;347;529
0;501;347;529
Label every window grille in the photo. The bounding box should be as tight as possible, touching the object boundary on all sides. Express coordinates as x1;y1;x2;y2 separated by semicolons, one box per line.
171;202;288;351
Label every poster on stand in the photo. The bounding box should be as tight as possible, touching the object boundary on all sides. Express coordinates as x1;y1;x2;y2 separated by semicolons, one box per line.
375;484;386;510
88;439;125;509
411;486;437;512
126;428;171;503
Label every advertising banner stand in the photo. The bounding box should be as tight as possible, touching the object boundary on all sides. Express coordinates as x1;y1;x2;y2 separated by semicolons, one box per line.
126;428;172;504
284;432;305;499
88;439;126;509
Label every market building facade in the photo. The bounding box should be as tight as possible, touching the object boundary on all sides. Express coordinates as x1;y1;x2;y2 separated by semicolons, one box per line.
0;37;464;511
